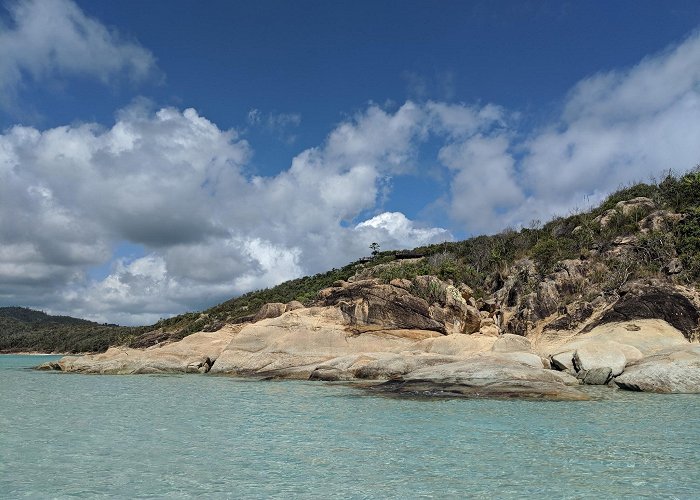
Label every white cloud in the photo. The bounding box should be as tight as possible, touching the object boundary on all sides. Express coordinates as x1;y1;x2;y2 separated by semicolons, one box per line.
0;0;156;108
439;134;524;233
355;212;451;250
440;30;700;233
0;102;450;324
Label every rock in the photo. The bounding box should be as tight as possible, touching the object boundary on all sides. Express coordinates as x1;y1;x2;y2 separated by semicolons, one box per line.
373;357;588;400
285;301;304;312
541;319;689;384
318;279;446;333
414;334;496;356
582;283;699;339
638;210;683;233
613;235;637;246
40;327;240;374
389;278;412;290
253;303;287;322
548;370;580;386
550;351;575;373
209;307;442;378
663;258;683;275
616;197;655;216
535;280;560;319
462;306;482;334
309;353;395;381
572;342;628;377
545;302;594;331
353;352;462;380
490;351;545;369
491;334;532;353
458;283;474;302
615;345;700;393
564;319;689;355
480;317;495;328
479;324;500;337
578;367;613;385
595;209;618;228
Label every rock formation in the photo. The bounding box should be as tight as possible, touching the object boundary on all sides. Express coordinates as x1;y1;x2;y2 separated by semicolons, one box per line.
39;266;700;397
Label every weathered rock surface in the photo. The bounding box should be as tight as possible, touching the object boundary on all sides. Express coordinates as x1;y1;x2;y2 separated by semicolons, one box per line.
492;334;532;353
573;342;628;377
614;345;700;393
583;283;699;339
253;302;288;322
38;266;699;400
373;358;588;400
541;319;686;385
317;277;481;335
38;327;240;374
209;307;443;378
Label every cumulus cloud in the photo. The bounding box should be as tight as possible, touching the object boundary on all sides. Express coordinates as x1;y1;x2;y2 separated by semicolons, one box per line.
0;0;156;108
440;30;700;233
355;212;451;250
0;102;449;324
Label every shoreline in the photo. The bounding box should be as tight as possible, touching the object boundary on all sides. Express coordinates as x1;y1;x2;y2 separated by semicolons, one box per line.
1;351;71;356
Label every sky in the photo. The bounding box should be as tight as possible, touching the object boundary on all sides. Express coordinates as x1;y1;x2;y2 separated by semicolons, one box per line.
1;0;700;325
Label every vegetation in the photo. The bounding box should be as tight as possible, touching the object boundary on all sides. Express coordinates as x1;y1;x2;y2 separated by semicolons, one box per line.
0;307;139;353
2;167;698;353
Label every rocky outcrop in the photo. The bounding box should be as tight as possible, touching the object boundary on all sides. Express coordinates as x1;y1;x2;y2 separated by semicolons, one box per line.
541;319;697;389
373;358;588;400
39;264;700;399
583;282;699;339
38;327;240;374
615;345;700;393
209;306;444;378
316;277;481;335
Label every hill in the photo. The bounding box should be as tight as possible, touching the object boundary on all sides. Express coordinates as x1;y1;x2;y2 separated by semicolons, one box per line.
3;168;699;353
129;168;699;345
0;307;139;353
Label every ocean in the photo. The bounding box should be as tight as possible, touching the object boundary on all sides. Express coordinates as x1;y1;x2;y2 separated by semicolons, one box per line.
1;355;698;498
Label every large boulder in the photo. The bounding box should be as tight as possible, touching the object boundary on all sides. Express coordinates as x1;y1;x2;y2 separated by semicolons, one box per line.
616;197;655;216
373;357;588;400
572;342;629;377
541;319;683;384
615;345;700;393
253;302;287;322
582;283;699;340
316;276;480;335
541;319;689;358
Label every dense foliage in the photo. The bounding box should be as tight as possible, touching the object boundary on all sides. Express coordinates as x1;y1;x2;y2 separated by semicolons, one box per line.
0;307;138;353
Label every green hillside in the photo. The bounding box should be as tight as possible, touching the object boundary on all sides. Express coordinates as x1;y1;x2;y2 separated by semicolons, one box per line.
0;307;138;353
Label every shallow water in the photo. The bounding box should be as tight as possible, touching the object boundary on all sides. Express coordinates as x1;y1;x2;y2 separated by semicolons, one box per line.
1;355;698;499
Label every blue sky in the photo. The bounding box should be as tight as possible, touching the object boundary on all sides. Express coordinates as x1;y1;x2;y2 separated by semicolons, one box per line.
1;0;700;324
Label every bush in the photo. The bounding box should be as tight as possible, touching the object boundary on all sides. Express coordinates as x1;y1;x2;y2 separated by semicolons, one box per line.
675;208;700;279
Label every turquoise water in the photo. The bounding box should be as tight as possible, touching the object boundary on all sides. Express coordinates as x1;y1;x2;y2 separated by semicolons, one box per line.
1;355;698;499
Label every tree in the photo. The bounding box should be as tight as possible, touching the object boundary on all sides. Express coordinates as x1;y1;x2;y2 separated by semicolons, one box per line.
369;242;380;257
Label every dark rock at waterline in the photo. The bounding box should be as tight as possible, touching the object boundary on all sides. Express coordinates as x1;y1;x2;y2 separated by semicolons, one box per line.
371;358;588;401
577;367;613;385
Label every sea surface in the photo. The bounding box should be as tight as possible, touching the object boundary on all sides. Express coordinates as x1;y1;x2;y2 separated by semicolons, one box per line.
1;355;698;499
